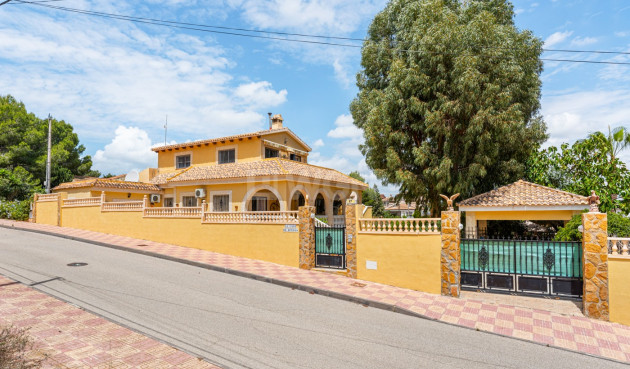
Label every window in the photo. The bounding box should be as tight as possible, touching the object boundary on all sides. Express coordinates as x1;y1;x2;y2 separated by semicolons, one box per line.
176;154;191;169
251;196;267;211
218;149;235;164
163;198;174;207
265;147;279;158
182;196;196;207
290;153;301;162
213;195;229;212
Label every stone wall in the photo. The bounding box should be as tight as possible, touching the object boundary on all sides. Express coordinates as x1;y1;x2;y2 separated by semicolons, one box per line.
441;211;461;297
582;212;609;321
298;206;315;269
345;203;358;278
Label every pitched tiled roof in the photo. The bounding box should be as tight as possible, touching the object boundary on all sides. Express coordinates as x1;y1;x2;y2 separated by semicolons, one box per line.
151;127;312;152
53;178;161;192
459;180;588;207
385;201;417;211
151;158;367;188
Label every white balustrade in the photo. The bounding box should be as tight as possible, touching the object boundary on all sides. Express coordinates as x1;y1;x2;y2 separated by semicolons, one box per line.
37;193;60;202
608;237;630;256
203;211;299;224
144;207;202;218
62;197;101;207
314;217;329;227
102;201;143;212
358;218;440;234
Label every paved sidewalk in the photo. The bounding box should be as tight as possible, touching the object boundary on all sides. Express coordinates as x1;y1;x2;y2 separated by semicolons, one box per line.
0;274;219;368
2;219;630;364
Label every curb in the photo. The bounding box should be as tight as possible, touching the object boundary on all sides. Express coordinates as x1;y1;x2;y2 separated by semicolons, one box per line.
1;222;627;366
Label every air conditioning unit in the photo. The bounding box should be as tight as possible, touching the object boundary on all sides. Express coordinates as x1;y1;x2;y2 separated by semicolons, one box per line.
195;188;206;198
150;194;161;203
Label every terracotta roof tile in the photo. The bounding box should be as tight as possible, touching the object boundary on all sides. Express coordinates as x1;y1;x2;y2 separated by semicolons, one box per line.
53;178;161;192
459;180;588;207
151;127;312;152
151;158;367;188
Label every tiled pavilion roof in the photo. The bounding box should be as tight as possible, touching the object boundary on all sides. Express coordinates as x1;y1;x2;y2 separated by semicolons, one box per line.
151;158;367;188
53;178;161;192
459;180;589;208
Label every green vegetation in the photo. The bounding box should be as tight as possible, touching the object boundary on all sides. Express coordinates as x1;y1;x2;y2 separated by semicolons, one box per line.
527;129;630;214
351;0;546;216
555;212;630;241
0;325;46;369
0;95;98;219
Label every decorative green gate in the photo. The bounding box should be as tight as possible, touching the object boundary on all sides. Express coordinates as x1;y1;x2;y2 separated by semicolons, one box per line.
315;225;345;269
461;238;583;298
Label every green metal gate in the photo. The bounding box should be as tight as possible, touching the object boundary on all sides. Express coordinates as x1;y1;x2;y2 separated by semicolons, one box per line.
461;238;583;298
315;225;345;269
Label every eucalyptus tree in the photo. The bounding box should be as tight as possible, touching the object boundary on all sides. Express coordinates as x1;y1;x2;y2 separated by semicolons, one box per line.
350;0;547;215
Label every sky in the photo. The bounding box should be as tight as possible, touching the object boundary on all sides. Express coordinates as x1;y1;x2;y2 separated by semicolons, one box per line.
1;0;629;195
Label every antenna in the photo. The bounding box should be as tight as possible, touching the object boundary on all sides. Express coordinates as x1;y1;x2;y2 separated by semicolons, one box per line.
164;114;167;145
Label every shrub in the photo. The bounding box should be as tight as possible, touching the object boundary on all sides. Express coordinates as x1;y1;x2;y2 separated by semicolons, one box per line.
554;211;630;241
0;200;31;221
0;325;46;369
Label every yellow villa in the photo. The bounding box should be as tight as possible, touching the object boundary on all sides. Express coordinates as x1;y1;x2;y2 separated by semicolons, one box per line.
52;114;367;224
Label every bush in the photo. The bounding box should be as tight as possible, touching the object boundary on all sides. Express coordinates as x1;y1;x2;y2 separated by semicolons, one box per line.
0;325;45;369
0;200;31;221
555;211;630;241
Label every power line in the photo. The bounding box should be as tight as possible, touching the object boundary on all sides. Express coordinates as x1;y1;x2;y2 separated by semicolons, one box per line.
0;0;14;7
13;0;630;66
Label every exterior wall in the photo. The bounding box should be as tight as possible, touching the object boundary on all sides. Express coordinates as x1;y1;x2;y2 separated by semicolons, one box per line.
470;210;581;221
60;205;299;267
62;189;93;199
96;192;147;202
609;257;630;325
34;200;59;226
156;137;264;172
357;234;441;294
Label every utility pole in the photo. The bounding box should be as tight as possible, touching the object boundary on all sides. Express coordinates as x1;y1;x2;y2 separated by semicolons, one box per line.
45;114;52;194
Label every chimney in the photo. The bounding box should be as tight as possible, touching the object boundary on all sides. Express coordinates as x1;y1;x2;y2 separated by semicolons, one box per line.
268;112;272;129
271;114;284;130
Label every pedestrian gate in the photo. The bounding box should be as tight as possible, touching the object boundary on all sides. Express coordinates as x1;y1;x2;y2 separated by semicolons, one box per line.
315;224;345;269
460;238;583;299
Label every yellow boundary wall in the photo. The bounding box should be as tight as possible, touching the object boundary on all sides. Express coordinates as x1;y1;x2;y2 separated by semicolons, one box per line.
356;233;441;294
59;205;299;267
609;257;630;325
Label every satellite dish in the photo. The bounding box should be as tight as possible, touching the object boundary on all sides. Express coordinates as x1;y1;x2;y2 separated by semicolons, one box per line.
124;170;139;182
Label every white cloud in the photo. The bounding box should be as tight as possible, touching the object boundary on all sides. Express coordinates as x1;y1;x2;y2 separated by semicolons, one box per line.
570;36;597;47
327;114;362;140
0;2;289;150
544;31;573;47
332;59;351;87
234;81;288;109
615;31;629;37
312;139;325;148
93;126;157;174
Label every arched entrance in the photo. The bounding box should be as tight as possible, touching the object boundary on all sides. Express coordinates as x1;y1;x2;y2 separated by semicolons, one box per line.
242;185;284;211
290;191;306;211
314;193;326;216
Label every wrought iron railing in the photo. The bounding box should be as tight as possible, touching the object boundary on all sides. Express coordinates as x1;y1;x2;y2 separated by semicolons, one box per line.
202;211;299;224
102;201;143;212
358;218;440;234
608;237;630;256
461;239;582;278
144;207;202;218
62;197;101;207
36;193;60;202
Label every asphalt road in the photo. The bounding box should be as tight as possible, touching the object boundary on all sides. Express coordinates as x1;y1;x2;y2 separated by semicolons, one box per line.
0;228;625;369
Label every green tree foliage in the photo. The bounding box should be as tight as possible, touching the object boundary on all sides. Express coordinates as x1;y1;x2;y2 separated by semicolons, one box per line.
350;0;547;216
555;212;630;241
0;95;99;193
0;167;41;201
362;185;386;217
348;171;366;183
527;131;630;214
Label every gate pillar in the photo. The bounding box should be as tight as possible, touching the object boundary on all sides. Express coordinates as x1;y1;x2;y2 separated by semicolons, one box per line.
441;210;461;298
345;202;359;278
582;207;609;321
298;205;316;270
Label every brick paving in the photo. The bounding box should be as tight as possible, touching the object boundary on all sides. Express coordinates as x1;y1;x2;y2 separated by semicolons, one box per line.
0;274;219;368
2;219;630;364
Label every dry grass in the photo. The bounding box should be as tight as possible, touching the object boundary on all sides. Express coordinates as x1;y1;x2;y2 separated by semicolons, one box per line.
0;325;47;369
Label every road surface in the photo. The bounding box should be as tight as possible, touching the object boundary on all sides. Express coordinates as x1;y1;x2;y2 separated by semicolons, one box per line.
0;228;624;369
